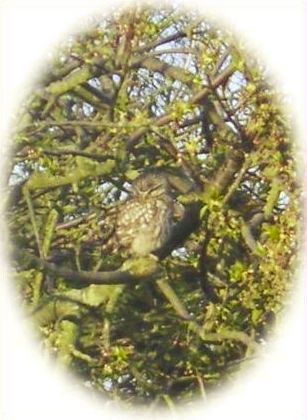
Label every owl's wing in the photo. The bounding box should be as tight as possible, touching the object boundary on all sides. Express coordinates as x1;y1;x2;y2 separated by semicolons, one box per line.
98;201;132;255
173;201;186;222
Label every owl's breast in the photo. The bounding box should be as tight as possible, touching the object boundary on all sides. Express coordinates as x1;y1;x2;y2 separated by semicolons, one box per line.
116;196;173;256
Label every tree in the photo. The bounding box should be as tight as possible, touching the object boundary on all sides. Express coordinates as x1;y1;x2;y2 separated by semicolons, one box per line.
7;5;301;408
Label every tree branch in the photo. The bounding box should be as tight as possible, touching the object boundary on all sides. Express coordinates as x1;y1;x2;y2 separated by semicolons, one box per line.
136;30;188;54
127;64;235;149
17;251;160;286
81;82;114;106
135;28;206;54
41;148;113;162
131;55;194;86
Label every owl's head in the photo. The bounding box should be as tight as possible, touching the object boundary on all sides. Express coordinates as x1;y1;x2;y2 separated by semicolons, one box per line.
132;171;170;198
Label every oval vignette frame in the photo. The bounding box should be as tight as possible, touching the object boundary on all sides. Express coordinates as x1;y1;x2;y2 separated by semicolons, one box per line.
0;1;306;420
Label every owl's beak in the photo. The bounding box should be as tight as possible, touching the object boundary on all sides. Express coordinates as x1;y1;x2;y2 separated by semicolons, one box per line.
135;188;148;197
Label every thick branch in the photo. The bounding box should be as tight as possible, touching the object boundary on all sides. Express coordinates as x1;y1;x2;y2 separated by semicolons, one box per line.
204;150;245;199
158;152;245;258
17;251;160;286
131;56;194;86
136;30;188;54
191;64;235;105
135;28;206;54
41;148;113;162
81;82;114;106
40;57;82;86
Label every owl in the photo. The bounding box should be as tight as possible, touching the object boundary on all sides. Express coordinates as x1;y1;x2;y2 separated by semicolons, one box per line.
101;171;176;257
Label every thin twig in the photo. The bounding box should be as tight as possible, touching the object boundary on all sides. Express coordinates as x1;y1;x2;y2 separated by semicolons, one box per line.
157;278;192;320
23;188;43;258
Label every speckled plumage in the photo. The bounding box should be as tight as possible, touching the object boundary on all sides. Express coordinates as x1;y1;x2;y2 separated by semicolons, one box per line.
103;171;175;256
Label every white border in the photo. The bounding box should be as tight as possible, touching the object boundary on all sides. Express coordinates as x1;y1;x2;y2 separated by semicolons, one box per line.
1;1;306;420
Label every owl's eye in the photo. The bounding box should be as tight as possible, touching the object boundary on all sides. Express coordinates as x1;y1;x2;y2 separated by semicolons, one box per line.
148;182;164;193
